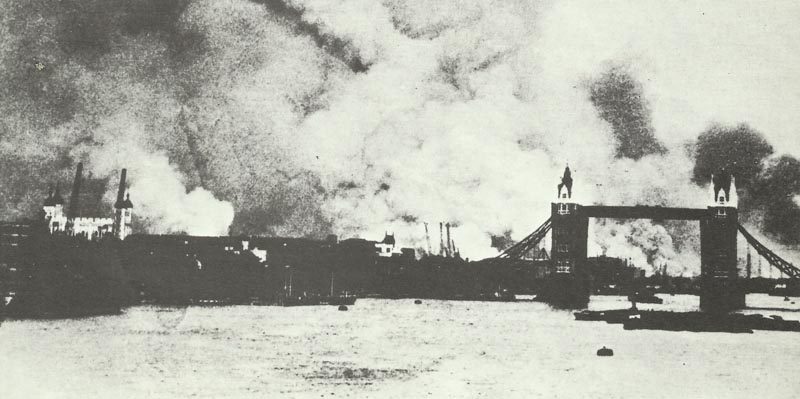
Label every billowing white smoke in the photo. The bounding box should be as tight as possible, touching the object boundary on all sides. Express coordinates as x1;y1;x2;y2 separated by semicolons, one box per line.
588;219;699;277
585;151;707;274
286;0;595;259
6;0;798;274
279;0;705;266
269;0;800;274
86;120;234;237
116;150;234;236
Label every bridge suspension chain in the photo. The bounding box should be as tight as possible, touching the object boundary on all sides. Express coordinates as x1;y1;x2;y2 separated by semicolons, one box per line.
737;224;800;279
496;218;552;260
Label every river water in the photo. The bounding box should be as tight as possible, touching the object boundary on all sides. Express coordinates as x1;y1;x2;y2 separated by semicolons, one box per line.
2;294;799;398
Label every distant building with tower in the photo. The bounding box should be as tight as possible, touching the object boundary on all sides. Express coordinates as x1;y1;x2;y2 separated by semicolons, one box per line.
42;185;67;234
375;232;400;257
42;163;132;241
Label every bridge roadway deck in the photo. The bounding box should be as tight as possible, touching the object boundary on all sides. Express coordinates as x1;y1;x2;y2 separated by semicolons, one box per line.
580;205;708;220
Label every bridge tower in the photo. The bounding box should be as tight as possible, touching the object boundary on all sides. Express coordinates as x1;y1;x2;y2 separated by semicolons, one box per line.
547;166;590;307
700;172;745;312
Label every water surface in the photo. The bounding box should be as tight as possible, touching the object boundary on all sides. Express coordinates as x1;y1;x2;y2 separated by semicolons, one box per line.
2;294;799;398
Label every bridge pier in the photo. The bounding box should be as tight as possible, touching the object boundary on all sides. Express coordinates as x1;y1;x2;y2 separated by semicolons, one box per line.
547;203;590;308
543;166;591;308
700;206;745;312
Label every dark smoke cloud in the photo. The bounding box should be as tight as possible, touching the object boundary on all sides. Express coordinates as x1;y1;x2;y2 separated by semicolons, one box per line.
691;123;800;245
0;0;357;237
1;0;798;265
0;154;67;221
0;0;192;215
691;123;774;187
750;156;800;244
250;0;370;73
588;66;666;160
490;230;515;252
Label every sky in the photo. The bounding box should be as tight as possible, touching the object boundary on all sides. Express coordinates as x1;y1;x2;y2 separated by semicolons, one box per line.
1;0;799;274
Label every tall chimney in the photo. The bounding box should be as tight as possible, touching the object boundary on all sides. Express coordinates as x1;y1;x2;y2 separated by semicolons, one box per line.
113;168;127;237
424;222;432;255
450;228;456;255
757;256;762;278
746;245;752;279
67;162;83;218
439;222;445;256
445;223;452;257
115;168;127;207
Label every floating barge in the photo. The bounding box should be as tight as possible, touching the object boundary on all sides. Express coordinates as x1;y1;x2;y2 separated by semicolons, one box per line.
627;291;663;304
574;308;638;323
575;309;800;333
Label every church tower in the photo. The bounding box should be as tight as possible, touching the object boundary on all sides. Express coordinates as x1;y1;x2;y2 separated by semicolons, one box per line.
42;184;66;233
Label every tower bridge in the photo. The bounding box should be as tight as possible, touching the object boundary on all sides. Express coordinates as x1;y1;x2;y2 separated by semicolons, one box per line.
495;166;800;313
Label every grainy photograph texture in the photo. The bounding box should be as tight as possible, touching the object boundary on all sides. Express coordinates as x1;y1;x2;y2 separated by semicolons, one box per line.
1;1;800;398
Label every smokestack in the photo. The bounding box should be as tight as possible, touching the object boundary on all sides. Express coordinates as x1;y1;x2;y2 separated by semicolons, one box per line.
746;245;752;279
67;162;83;218
424;222;432;255
114;168;127;208
113;168;127;237
439;222;445;256
757;255;762;278
446;223;452;257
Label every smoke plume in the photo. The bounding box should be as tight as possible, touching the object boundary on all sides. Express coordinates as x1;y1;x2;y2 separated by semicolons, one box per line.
692;124;774;187
589;66;666;160
691;124;800;247
1;0;800;272
748;156;800;245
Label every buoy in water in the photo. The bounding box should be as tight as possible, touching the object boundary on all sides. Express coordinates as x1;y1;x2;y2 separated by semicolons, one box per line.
597;346;614;357
338;305;348;311
414;299;422;305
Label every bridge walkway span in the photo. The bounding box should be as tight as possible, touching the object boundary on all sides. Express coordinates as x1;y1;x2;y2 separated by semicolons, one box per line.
581;206;707;220
490;214;800;282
